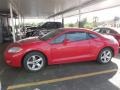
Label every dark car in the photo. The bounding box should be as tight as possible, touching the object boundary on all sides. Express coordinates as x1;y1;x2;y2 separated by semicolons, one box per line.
26;22;63;37
93;27;120;46
2;26;13;42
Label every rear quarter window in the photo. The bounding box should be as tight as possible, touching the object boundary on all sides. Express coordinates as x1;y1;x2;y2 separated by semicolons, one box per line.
88;33;98;38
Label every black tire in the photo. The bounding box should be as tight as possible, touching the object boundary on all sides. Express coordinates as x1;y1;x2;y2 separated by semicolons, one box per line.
23;52;46;72
97;48;113;64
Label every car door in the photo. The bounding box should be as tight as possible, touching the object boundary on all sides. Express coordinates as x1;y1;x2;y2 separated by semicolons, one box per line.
50;31;91;64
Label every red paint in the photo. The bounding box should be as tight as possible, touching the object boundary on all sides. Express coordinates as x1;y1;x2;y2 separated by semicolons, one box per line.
4;28;119;67
111;34;120;46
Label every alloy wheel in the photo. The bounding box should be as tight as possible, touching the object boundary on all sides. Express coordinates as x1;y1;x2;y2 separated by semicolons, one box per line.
27;55;44;71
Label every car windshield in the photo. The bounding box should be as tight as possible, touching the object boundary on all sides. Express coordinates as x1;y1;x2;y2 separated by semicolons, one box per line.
39;29;64;41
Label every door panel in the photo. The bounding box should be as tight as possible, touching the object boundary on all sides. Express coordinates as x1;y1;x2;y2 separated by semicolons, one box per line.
89;38;104;59
51;40;90;63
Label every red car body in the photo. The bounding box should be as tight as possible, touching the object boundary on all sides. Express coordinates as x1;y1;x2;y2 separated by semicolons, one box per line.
4;28;119;68
93;27;120;46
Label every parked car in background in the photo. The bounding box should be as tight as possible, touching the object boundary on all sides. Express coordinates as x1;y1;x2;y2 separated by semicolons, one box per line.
2;26;13;42
93;27;120;46
26;22;63;37
4;28;119;72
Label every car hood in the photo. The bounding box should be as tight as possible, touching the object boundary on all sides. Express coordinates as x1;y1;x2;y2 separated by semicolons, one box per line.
16;36;43;45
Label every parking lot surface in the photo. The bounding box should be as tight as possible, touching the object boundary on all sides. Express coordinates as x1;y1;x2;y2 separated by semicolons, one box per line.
0;43;120;90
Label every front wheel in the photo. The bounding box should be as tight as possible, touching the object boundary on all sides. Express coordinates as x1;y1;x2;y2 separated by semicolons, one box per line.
97;48;113;64
23;52;46;72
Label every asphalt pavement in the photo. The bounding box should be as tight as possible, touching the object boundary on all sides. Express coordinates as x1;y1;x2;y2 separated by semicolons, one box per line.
0;43;120;90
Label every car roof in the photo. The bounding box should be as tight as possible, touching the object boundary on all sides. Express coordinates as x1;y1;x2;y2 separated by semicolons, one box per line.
59;28;98;34
94;27;120;34
60;28;91;32
60;28;103;37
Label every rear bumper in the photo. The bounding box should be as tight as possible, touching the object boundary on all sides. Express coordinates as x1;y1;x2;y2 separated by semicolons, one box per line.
113;44;119;57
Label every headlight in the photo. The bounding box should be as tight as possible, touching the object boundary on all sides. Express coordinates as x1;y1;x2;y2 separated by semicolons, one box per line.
8;47;23;53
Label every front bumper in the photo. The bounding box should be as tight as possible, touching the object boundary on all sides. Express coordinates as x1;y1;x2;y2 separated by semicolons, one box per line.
4;51;24;67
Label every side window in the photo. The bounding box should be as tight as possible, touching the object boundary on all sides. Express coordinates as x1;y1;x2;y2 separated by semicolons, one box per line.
88;33;98;38
109;29;117;34
48;23;58;29
49;23;57;29
66;32;88;41
101;28;117;34
100;29;107;34
106;29;111;34
46;23;53;29
102;28;111;34
53;23;58;29
52;34;65;44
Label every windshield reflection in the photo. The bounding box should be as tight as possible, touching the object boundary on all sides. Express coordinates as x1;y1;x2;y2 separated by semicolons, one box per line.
39;29;64;41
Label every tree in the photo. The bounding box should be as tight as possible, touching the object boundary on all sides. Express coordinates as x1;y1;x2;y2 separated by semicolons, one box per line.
114;16;120;22
84;22;94;29
93;16;99;27
114;16;120;27
79;18;87;28
68;23;74;27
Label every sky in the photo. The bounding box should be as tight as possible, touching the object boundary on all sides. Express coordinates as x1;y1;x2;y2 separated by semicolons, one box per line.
64;6;120;24
81;6;120;22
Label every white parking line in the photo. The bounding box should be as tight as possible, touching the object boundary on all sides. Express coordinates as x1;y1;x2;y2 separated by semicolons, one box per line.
33;88;40;90
0;70;3;90
0;81;2;90
7;69;117;90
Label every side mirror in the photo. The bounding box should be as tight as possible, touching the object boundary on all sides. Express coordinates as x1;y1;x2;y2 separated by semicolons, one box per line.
63;39;71;44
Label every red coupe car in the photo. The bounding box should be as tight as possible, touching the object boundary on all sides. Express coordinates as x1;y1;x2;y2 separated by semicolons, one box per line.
4;28;119;72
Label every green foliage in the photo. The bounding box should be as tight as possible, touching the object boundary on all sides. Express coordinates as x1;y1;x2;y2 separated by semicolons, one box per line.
84;22;94;29
79;18;87;28
64;23;78;28
79;18;94;29
68;23;74;27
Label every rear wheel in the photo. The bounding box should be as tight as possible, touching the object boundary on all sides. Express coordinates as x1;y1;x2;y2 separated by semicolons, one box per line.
23;52;46;72
97;48;113;64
